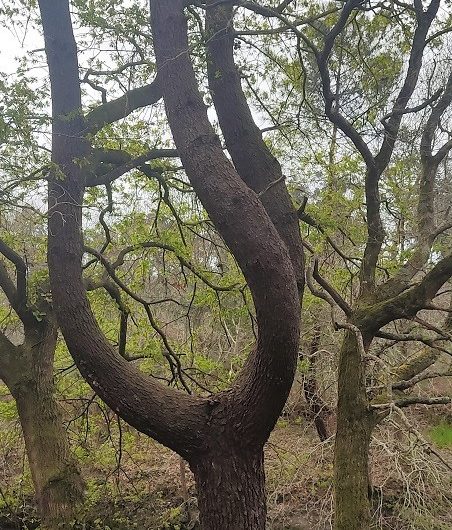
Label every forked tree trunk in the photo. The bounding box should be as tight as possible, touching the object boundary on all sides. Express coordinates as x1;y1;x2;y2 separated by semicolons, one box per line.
334;329;374;530
10;322;83;529
192;449;266;529
37;1;302;529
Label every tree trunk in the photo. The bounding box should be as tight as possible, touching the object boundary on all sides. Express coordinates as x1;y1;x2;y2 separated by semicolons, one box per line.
37;2;301;529
334;330;374;530
191;449;266;530
10;323;83;529
303;328;331;442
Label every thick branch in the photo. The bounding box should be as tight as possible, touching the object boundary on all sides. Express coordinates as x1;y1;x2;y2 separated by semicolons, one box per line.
0;239;27;308
151;0;300;445
356;253;452;332
39;0;206;458
397;396;450;407
393;370;452;391
0;241;35;326
86;148;179;187
84;78;163;135
393;348;441;382
205;1;304;293
0;330;16;384
373;396;451;408
316;0;375;170
313;0;390;291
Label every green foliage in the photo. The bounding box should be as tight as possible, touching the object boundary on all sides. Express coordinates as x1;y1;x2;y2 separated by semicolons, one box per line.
0;399;17;421
0;1;451;529
429;422;452;448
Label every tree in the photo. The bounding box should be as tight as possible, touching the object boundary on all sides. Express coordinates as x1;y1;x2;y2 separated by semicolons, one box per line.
37;0;303;528
215;1;452;526
301;2;452;528
15;0;451;528
0;66;84;528
0;239;84;528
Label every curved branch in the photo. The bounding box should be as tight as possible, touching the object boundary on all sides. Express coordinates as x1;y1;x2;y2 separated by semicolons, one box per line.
151;0;300;444
39;0;206;459
84;78;163;135
0;240;35;326
205;1;304;293
88;242;239;293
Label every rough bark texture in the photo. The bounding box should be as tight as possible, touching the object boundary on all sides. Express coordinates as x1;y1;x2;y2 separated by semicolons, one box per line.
323;3;450;526
303;367;331;442
38;1;302;528
192;450;266;529
205;1;304;294
7;321;83;528
334;330;375;530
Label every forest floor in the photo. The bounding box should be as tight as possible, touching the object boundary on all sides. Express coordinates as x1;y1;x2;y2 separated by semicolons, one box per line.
1;412;451;529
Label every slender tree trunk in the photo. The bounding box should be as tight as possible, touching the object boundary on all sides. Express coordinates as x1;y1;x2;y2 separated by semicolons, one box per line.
302;328;331;442
191;449;266;530
304;374;331;442
334;330;374;530
10;323;83;529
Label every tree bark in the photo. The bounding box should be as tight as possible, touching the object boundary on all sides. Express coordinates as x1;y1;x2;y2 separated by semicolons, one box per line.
205;1;304;294
302;328;330;442
192;450;266;530
37;0;301;527
9;322;83;528
334;330;374;530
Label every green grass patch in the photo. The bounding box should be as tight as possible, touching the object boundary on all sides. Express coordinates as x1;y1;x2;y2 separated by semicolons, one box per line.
429;422;452;448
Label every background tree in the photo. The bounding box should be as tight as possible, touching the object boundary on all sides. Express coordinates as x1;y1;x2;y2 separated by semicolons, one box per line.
0;70;84;527
236;1;452;527
0;239;84;529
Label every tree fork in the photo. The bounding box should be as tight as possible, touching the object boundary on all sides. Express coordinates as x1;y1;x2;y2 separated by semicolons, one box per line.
38;0;301;527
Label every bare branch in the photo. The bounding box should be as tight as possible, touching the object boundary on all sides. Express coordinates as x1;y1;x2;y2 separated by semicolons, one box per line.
312;258;352;316
86;148;179;187
85;277;130;359
298;206;361;267
380;87;443;125
84;77;163;135
393;370;452;390
375;0;440;173
373;396;451;408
